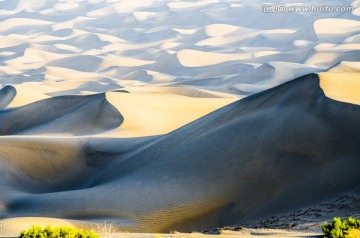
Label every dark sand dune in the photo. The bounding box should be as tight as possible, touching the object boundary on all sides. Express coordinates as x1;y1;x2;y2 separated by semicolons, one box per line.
0;85;16;109
0;93;123;135
1;74;360;233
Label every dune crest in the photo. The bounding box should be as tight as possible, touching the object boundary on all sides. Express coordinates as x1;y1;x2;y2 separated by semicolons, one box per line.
0;92;123;136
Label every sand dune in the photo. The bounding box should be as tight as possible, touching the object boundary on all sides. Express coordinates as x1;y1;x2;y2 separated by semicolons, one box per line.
1;74;360;236
319;72;360;105
105;90;236;137
0;85;235;138
313;18;360;40
6;85;49;108
319;61;360;107
177;49;253;67
0;0;359;96
0;0;360;237
0;93;122;136
0;86;16;109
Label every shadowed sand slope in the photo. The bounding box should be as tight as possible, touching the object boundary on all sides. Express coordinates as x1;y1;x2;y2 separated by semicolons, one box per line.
1;74;360;235
0;93;123;135
0;85;16;109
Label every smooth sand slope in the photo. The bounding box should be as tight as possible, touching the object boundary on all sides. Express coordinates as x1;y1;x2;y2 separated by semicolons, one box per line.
1;73;360;236
105;91;237;137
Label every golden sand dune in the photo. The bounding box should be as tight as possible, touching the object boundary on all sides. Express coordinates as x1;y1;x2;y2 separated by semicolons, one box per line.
105;91;236;137
0;74;360;237
6;85;49;108
319;61;360;105
319;73;360;106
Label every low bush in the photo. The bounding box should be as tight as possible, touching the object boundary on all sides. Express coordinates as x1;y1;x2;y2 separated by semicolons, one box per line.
322;217;360;238
19;225;99;238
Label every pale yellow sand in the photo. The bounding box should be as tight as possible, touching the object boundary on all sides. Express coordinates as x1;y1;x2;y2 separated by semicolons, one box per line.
1;84;237;138
328;61;360;73
0;217;94;237
105;91;237;138
96;230;321;238
0;217;320;238
319;71;360;106
7;85;49;108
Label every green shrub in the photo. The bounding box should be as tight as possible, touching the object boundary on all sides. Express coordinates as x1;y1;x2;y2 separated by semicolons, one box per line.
19;225;99;238
322;217;360;238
